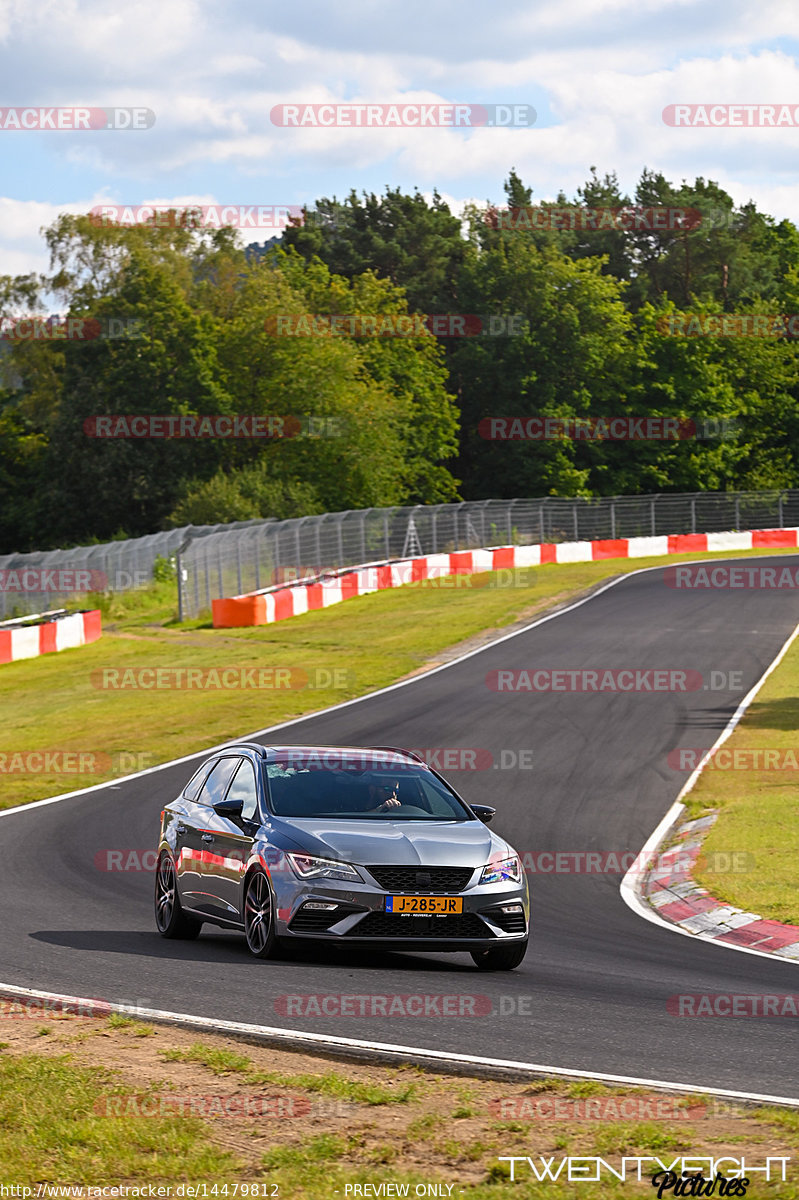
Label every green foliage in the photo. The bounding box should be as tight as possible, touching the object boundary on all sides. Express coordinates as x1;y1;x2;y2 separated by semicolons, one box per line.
4;170;799;553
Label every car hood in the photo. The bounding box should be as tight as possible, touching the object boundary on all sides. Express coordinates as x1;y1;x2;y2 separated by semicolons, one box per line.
273;817;512;868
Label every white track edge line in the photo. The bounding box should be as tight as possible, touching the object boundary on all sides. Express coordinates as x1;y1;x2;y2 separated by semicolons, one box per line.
0;981;796;1107
620;617;799;965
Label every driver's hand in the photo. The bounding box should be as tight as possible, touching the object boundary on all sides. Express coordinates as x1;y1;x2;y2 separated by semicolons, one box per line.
377;796;401;810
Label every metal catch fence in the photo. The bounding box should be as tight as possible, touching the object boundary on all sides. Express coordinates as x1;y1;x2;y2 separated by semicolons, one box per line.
2;491;798;621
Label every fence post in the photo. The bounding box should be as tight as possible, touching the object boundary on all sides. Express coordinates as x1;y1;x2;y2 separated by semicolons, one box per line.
611;500;616;540
176;536;192;622
691;498;696;534
650;497;655;536
539;503;545;543
779;494;784;528
384;514;390;559
573;504;579;541
735;496;740;530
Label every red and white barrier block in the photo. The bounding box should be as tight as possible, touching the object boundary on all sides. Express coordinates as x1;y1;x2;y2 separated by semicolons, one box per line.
212;528;799;628
0;610;102;665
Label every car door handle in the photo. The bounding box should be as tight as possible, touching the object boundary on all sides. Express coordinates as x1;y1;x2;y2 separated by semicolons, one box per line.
201;834;215;843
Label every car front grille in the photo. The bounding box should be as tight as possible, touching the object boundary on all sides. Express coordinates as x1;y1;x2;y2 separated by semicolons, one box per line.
365;866;475;893
347;912;491;938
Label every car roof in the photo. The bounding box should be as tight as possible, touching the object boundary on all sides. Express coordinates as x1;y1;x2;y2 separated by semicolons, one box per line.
216;742;427;766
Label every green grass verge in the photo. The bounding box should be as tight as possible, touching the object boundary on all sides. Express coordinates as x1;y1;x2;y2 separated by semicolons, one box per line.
687;621;799;924
2;548;796;810
3;1029;799;1194
0;1053;238;1182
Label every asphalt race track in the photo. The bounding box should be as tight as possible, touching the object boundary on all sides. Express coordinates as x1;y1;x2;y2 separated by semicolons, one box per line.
3;558;799;1097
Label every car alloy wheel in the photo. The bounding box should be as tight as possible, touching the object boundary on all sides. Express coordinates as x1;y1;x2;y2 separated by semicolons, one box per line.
244;868;278;959
154;852;202;939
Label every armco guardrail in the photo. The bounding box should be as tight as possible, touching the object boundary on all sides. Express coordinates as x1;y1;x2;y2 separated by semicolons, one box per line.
180;492;799;620
0;610;101;664
3;490;799;621
211;528;799;628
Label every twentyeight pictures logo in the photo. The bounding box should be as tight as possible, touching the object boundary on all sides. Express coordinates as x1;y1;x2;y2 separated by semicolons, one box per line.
0;107;155;129
270;103;536;128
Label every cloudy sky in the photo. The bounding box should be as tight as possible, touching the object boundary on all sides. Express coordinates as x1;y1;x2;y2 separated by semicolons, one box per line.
2;0;799;279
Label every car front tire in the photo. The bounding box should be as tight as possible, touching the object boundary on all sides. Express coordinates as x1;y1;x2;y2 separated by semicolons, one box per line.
243;868;279;959
471;937;528;971
155;852;202;940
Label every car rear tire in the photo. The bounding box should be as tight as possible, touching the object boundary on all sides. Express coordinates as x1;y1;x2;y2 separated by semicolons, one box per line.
155;852;202;939
243;868;279;959
471;937;528;971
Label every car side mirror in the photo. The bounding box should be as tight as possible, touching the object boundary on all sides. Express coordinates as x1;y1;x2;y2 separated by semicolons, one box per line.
213;797;244;818
471;804;496;824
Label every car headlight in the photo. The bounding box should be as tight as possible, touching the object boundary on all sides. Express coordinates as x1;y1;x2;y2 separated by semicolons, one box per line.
480;855;522;885
286;853;363;883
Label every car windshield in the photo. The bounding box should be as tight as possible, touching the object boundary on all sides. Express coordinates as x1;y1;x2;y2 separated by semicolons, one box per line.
265;756;471;821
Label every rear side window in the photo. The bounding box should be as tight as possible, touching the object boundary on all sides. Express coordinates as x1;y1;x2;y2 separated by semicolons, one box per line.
183;760;214;801
197;758;240;808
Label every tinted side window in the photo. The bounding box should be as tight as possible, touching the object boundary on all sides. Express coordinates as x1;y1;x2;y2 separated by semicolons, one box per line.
183;760;214;801
197;758;240;808
226;760;259;821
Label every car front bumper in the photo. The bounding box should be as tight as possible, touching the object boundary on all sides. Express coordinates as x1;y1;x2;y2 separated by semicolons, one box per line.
269;868;530;949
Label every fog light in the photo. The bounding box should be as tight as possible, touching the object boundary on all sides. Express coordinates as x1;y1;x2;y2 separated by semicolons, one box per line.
303;902;338;911
499;904;523;914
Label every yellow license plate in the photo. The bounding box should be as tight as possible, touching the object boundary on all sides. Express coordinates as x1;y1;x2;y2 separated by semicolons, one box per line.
385;895;463;915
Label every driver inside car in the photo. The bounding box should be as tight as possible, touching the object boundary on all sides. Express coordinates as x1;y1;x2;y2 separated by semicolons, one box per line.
365;778;401;811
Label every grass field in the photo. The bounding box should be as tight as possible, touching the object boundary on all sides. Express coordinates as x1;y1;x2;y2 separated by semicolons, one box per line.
1;1013;798;1194
2;548;796;811
686;622;799;924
